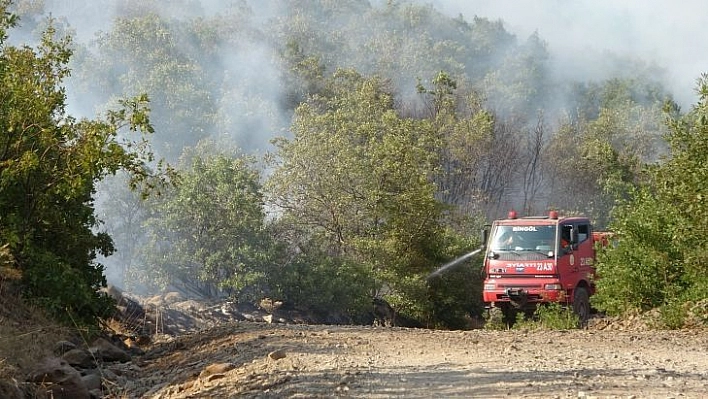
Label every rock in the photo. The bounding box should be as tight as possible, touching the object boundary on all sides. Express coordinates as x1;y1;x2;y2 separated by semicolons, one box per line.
81;372;102;391
243;313;264;323
27;357;90;399
61;348;95;369
89;338;131;363
199;363;235;379
172;299;208;313
163;291;184;304
259;298;284;313
268;350;287;360
145;294;165;308
122;337;146;356
53;341;77;356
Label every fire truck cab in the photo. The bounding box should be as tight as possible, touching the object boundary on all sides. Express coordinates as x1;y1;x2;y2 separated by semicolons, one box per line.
482;210;606;323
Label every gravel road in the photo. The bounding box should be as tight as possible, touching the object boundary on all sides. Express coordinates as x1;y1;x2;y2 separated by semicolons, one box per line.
114;321;708;399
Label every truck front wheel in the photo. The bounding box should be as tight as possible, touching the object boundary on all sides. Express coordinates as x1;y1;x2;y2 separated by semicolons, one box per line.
572;287;590;327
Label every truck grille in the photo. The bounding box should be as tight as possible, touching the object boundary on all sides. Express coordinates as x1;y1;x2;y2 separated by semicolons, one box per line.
495;252;552;261
497;293;543;301
498;283;543;289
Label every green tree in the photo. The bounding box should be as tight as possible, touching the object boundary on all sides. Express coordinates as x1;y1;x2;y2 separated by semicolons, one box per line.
481;31;550;116
0;5;167;325
268;1;552;116
267;69;480;325
94;171;152;289
416;70;524;219
543;77;666;227
139;141;272;299
72;11;217;161
593;75;708;324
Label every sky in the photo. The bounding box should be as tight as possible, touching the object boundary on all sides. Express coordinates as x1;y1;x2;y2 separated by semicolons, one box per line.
430;0;708;109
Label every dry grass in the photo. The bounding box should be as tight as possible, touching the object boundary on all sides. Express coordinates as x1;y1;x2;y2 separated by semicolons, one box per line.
0;258;130;398
0;275;74;380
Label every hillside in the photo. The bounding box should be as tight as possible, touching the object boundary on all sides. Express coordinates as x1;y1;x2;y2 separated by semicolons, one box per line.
0;281;75;397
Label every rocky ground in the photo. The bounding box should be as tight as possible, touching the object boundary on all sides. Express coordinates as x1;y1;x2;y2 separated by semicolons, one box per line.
3;287;707;399
106;318;708;399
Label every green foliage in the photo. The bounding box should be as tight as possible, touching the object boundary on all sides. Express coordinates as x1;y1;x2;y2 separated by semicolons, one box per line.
426;261;484;329
485;303;580;331
593;75;708;326
544;77;666;228
481;31;550;116
591;190;681;314
525;303;580;330
2;0;683;329
0;1;17;42
269;247;375;320
270;1;552;114
267;69;485;326
483;307;507;330
139;142;274;300
0;8;167;325
657;301;688;330
73;11;220;160
94;171;152;288
417;71;499;214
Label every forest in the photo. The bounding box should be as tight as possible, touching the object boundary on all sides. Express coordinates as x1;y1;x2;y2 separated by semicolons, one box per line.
1;0;706;329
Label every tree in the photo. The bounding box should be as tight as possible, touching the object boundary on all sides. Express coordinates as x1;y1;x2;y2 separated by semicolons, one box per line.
593;74;708;326
543;77;666;227
0;5;168;325
139;141;273;299
415;70;527;219
72;11;217;161
267;69;480;325
94;171;152;289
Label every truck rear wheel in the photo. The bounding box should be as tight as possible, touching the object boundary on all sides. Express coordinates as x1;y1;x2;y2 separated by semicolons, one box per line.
572;287;590;327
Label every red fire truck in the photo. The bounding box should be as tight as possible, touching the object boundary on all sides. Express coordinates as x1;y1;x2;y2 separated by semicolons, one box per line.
482;210;611;324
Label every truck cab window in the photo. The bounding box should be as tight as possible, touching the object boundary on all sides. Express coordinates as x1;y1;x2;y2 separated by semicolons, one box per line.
561;225;572;248
577;224;590;244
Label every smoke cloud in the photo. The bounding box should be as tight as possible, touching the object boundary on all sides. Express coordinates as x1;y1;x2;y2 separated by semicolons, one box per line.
29;1;706;117
431;0;707;108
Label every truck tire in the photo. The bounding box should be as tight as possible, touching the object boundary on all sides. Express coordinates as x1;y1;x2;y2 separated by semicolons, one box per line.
573;287;590;327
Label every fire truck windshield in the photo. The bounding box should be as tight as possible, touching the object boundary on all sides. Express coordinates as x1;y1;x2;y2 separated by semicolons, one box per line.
490;225;557;252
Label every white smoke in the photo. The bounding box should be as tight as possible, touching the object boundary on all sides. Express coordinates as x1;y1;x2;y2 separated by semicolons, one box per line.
431;0;708;108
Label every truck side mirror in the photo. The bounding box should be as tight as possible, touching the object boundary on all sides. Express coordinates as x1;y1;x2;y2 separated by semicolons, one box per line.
481;228;489;248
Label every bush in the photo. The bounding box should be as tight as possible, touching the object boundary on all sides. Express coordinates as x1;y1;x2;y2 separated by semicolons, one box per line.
269;252;376;321
483;307;508;330
426;260;485;329
512;303;580;330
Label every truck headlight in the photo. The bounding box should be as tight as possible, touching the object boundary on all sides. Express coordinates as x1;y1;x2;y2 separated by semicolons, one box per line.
484;283;496;290
544;283;563;290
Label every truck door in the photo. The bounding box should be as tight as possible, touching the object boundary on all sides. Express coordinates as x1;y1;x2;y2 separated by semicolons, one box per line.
573;222;595;281
559;222;594;289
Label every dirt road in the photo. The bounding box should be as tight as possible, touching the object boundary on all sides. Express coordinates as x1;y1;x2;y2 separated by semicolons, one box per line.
113;321;708;399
